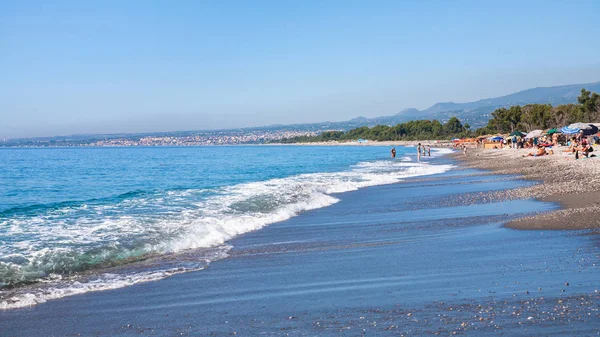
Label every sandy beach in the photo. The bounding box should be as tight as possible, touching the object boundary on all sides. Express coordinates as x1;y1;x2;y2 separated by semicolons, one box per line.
451;146;600;230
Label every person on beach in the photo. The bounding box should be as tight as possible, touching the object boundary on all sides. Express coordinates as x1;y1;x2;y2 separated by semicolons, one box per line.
579;139;594;158
564;138;579;154
391;147;396;158
417;143;421;161
462;145;467;156
427;145;431;157
576;130;584;143
523;145;547;157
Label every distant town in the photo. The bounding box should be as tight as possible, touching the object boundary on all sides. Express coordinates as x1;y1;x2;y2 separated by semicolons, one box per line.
0;129;320;148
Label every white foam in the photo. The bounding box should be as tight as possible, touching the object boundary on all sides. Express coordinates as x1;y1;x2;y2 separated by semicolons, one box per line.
0;266;203;310
0;246;230;310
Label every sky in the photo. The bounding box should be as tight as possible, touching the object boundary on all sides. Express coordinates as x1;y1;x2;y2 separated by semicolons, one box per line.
2;0;600;138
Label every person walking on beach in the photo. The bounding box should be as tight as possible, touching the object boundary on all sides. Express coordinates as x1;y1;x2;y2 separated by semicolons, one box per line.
427;145;431;157
462;144;467;156
391;147;396;158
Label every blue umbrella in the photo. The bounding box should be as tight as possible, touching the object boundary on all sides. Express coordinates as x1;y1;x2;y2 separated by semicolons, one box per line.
561;126;580;134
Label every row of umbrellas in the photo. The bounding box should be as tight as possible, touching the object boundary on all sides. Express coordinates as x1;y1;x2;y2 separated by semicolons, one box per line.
508;123;599;139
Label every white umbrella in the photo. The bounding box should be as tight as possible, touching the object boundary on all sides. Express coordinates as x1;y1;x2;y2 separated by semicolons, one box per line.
525;130;543;139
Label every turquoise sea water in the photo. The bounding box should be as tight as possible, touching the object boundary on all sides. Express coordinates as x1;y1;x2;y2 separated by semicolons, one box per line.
0;145;452;309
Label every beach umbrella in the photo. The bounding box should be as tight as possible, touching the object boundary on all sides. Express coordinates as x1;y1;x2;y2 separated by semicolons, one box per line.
509;131;525;137
487;136;503;141
568;123;599;136
525;130;543;139
569;122;592;130
545;128;559;135
583;125;599;136
560;126;580;134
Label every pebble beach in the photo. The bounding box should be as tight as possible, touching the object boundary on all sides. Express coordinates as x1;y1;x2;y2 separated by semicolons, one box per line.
454;146;600;230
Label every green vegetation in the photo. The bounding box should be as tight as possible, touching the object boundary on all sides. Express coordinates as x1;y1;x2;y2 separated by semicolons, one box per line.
278;88;600;143
477;89;600;135
277;117;470;143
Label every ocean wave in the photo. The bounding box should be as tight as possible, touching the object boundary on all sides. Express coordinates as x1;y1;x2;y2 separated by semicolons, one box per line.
0;246;228;310
0;189;152;216
0;151;453;309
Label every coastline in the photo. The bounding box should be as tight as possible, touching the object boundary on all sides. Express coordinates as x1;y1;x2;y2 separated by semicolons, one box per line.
452;147;600;230
266;140;455;147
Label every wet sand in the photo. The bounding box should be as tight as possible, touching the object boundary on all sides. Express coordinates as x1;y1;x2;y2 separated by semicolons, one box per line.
1;155;599;336
453;147;600;230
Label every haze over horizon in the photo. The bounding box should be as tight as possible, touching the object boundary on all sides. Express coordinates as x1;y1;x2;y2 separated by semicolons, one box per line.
2;1;600;139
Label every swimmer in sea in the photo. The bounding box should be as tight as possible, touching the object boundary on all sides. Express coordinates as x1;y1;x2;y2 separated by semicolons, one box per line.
391;147;396;158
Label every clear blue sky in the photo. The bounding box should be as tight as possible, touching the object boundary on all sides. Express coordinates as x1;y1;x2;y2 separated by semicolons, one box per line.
2;0;600;138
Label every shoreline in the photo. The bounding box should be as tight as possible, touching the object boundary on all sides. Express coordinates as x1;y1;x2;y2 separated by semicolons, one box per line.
451;147;600;230
267;140;455;147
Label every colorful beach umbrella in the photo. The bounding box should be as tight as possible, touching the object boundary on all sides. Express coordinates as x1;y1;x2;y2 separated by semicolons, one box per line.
560;126;580;134
509;131;525;137
545;128;559;135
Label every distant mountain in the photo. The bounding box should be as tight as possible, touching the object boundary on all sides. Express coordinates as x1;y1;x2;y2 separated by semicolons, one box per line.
254;81;600;133
330;81;600;129
388;81;600;127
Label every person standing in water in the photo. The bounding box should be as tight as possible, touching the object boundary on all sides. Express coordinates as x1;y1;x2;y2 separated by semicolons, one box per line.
391;147;396;158
427;145;431;157
417;143;422;161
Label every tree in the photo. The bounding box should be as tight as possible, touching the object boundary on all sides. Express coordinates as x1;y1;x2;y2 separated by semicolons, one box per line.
486;106;521;133
443;117;463;134
577;88;600;122
520;104;553;130
553;104;581;126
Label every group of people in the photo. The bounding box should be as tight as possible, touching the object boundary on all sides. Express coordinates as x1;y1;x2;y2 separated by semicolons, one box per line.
521;131;595;158
389;144;431;159
508;133;561;149
563;136;595;159
416;143;431;159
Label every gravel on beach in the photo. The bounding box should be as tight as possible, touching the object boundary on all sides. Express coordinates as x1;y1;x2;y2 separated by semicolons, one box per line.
453;147;600;230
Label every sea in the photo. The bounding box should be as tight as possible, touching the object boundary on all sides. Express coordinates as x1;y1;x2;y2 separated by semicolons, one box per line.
2;145;600;336
0;145;452;310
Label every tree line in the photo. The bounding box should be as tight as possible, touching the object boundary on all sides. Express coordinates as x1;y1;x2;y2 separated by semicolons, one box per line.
476;88;600;135
277;88;599;143
277;117;469;142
